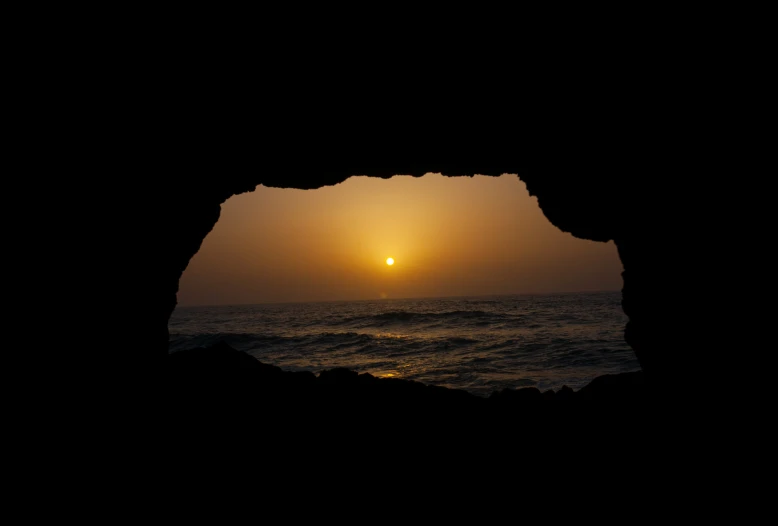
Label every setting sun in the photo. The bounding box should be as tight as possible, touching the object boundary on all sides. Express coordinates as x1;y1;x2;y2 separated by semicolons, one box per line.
386;258;394;266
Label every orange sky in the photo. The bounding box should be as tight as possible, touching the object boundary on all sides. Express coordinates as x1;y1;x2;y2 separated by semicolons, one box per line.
177;174;623;306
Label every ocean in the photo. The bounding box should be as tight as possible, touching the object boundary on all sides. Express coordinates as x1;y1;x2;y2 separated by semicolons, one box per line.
168;290;640;398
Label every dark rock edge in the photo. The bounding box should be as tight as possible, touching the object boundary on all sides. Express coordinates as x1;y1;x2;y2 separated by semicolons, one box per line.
170;341;649;425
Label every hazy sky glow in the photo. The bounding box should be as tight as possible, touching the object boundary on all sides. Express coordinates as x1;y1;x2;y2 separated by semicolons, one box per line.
177;174;623;306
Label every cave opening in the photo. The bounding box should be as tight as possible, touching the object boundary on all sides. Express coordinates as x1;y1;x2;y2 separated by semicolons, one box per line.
168;174;640;396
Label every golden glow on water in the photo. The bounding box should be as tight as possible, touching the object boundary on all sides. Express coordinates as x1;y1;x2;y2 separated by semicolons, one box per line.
386;257;394;266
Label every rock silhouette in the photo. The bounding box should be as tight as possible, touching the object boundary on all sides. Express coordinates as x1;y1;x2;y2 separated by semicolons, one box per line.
118;104;722;433
150;173;690;399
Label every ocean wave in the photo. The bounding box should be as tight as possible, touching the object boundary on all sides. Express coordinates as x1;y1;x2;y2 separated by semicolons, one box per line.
334;309;512;328
481;339;520;351
168;332;263;352
167;291;639;396
169;330;485;355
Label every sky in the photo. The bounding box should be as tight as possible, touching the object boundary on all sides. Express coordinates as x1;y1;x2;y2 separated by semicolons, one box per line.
177;174;624;306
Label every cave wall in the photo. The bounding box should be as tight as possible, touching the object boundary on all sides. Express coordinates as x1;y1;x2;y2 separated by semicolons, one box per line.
120;81;710;392
146;169;689;393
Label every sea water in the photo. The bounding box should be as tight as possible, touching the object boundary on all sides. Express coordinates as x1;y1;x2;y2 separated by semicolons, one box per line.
168;290;640;398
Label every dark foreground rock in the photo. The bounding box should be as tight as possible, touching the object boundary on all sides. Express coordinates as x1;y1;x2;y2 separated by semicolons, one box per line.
169;342;653;438
164;342;702;487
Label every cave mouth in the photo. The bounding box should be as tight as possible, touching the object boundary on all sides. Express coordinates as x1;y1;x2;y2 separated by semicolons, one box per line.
169;174;639;397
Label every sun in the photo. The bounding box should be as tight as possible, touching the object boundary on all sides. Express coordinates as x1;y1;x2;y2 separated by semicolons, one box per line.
386;257;394;266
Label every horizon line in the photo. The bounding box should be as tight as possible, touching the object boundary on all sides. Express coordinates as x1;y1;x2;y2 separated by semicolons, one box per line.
175;288;622;309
